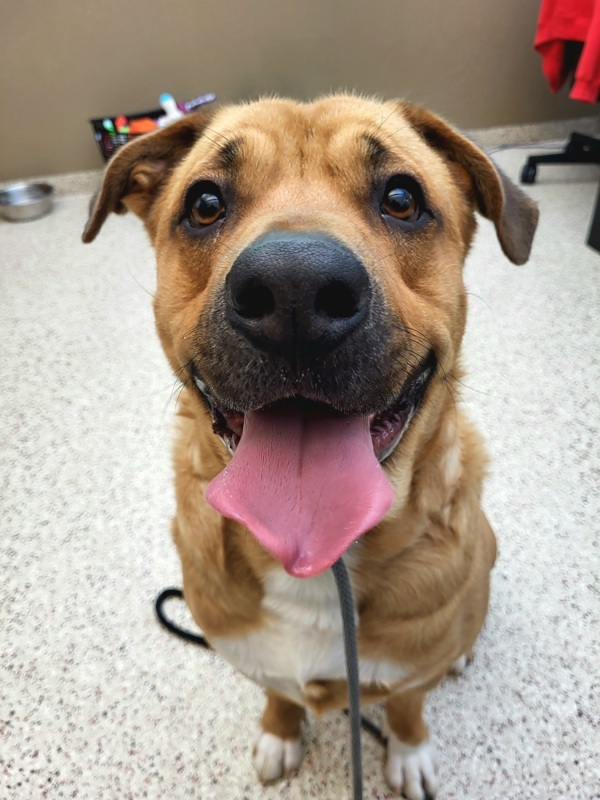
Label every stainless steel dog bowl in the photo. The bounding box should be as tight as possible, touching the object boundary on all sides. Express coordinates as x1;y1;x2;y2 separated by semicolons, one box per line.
0;182;54;221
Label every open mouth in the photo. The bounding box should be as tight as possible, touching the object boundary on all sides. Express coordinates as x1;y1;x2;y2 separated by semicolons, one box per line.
193;351;436;463
195;351;436;576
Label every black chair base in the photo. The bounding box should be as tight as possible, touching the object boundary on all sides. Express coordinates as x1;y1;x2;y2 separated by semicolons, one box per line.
520;132;600;184
520;132;600;254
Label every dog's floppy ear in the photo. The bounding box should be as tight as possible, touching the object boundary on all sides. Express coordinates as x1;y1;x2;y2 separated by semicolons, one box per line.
82;111;213;243
402;104;539;265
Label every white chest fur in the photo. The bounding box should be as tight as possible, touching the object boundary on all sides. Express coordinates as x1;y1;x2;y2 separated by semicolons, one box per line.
211;566;410;704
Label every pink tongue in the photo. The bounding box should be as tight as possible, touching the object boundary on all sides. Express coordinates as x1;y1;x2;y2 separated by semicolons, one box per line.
205;404;393;577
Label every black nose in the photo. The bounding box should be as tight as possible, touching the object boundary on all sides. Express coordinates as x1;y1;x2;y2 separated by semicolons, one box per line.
225;231;371;368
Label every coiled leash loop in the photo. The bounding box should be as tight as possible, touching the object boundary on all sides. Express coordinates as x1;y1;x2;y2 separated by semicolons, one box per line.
155;567;384;800
155;588;209;648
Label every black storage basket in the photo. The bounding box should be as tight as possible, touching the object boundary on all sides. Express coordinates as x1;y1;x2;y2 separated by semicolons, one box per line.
90;93;215;162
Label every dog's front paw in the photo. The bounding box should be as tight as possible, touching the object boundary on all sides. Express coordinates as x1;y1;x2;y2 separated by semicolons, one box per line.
448;653;469;676
385;733;438;799
253;729;304;783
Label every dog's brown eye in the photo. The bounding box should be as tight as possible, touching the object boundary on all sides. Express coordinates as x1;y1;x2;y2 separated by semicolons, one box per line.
187;183;225;227
382;187;418;221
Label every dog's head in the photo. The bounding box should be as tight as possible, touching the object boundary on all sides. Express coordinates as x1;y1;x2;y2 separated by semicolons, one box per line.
83;96;537;575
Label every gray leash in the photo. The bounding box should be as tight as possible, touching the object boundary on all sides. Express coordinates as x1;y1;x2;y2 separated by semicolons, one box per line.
331;558;363;800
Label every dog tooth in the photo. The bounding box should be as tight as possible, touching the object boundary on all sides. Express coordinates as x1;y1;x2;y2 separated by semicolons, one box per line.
219;435;237;457
194;376;209;394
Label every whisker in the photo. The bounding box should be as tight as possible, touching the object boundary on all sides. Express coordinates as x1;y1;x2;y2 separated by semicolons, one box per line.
447;373;492;398
202;126;228;142
163;377;186;419
159;356;197;416
372;107;400;138
200;126;231;150
177;326;199;347
175;376;193;405
465;291;493;313
128;268;154;298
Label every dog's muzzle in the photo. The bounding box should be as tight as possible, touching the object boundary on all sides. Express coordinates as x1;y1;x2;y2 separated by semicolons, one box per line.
194;230;436;576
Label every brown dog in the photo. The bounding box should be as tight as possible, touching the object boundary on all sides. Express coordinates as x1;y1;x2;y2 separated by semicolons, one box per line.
83;95;538;799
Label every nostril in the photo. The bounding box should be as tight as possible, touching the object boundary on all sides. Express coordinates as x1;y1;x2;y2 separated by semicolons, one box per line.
233;281;276;320
315;280;361;319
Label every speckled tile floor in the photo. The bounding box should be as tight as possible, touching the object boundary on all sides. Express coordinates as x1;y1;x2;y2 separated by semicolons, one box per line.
1;147;599;800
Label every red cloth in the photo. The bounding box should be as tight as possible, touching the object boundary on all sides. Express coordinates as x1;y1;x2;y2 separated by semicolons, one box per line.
535;0;600;102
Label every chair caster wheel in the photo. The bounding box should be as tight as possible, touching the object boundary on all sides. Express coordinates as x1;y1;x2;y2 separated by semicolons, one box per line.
520;163;537;184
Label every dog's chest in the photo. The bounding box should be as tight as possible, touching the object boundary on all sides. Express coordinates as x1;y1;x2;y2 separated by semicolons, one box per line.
210;566;409;704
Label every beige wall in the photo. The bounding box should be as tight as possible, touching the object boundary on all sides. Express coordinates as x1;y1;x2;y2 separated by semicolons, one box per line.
1;0;594;181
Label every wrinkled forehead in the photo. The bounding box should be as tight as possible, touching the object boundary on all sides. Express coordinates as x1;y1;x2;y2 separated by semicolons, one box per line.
172;97;447;193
